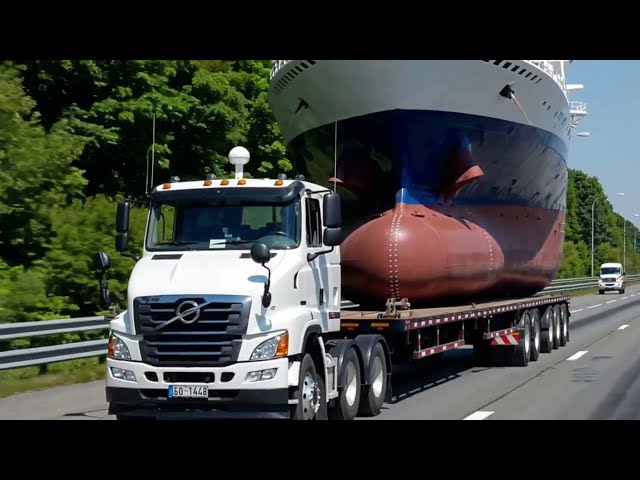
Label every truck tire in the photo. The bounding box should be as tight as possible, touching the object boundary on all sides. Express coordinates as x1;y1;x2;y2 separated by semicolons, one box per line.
290;353;328;420
529;309;541;362
358;342;387;417
552;306;561;349
328;346;361;420
558;304;568;346
508;310;531;367
540;307;554;353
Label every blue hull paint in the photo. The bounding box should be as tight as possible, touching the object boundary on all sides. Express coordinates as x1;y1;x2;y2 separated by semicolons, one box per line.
288;109;569;221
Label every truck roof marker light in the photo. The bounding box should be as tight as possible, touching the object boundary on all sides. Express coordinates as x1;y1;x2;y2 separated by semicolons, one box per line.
274;179;284;186
276;332;289;357
220;179;229;186
203;173;217;186
237;179;246;185
162;183;172;190
228;146;250;180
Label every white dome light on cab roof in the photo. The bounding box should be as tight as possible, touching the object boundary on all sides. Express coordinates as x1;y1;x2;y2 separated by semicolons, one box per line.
228;146;250;180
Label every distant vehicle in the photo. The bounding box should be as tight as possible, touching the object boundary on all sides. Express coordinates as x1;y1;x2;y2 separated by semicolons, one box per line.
598;262;625;294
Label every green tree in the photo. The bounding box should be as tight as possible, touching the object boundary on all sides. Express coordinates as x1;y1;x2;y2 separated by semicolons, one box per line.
0;62;88;267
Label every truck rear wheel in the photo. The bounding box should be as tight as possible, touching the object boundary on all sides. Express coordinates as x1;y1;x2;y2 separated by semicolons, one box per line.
328;346;361;420
290;353;327;420
358;342;388;417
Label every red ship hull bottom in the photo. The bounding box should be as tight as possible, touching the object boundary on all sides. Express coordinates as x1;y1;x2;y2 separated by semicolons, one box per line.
340;202;566;308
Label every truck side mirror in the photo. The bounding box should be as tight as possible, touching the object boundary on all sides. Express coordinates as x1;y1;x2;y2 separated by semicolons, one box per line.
323;227;343;247
323;192;342;228
93;251;112;308
250;243;271;265
250;243;272;308
116;232;129;253
94;251;111;272
116;201;131;233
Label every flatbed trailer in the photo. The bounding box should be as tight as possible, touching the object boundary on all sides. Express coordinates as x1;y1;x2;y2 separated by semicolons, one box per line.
339;294;571;368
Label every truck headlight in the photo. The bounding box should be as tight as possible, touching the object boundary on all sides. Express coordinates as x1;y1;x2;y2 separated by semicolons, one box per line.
250;332;288;361
108;334;131;361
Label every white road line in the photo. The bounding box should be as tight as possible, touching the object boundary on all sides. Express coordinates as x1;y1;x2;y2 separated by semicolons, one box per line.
587;304;602;309
567;351;588;361
463;411;495;420
606;300;617;304
622;296;628;300
631;294;636;297
619;324;629;330
570;309;583;313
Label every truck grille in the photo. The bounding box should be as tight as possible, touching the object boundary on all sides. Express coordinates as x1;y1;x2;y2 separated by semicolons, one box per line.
133;295;252;367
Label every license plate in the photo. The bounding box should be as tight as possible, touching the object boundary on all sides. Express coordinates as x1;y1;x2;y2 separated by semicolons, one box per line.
168;385;209;399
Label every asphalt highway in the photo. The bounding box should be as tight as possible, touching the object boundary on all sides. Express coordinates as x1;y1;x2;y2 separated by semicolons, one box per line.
1;286;639;420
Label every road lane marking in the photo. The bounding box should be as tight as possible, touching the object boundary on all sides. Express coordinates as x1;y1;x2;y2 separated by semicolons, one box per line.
463;411;494;420
606;300;617;304
567;350;588;361
587;304;602;309
632;294;636;297
619;325;629;330
570;309;583;313
622;296;628;300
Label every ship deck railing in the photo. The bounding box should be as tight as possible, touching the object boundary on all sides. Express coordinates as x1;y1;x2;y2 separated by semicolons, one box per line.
569;101;588;115
270;60;290;79
525;60;566;90
269;60;572;94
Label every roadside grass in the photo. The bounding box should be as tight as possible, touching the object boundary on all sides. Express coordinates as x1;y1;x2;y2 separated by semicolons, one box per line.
1;281;639;398
0;357;107;399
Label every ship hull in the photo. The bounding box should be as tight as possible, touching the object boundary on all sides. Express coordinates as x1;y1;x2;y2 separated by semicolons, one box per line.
267;61;572;307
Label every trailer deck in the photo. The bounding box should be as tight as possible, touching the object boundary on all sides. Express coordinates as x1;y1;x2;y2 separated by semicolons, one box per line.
340;294;571;362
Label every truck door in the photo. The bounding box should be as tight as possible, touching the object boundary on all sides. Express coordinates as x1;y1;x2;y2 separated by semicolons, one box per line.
303;193;340;327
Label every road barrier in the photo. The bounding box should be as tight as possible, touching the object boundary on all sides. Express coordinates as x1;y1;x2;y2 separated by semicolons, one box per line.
2;275;639;370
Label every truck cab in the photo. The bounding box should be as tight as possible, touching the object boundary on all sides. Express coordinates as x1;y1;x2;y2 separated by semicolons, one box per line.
94;146;391;420
598;262;625;294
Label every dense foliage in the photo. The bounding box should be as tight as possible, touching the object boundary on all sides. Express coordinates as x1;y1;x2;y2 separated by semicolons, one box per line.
0;59;638;327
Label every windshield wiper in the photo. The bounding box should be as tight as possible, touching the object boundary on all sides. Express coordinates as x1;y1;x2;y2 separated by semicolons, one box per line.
155;241;200;246
223;239;254;245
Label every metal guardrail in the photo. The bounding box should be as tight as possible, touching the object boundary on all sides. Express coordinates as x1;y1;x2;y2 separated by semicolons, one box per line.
1;275;639;370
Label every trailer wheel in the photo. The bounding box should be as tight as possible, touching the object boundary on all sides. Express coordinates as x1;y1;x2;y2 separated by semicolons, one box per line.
328;346;361;420
508;310;531;367
529;309;541;362
358;342;388;417
540;307;554;353
552;306;561;349
290;353;328;420
558;305;568;346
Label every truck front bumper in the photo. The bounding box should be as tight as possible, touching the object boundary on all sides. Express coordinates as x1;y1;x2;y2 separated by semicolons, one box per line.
106;357;292;419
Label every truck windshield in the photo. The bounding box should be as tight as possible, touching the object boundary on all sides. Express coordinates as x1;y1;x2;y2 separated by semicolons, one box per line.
600;268;621;275
146;193;301;251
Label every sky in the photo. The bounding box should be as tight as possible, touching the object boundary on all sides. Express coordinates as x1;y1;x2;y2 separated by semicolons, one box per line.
565;60;640;228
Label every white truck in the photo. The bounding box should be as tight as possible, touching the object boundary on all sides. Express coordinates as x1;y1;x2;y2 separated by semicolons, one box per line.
598;262;626;294
95;146;572;420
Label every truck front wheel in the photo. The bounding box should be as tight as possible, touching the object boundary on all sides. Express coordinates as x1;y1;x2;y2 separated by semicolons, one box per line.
290;353;327;420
